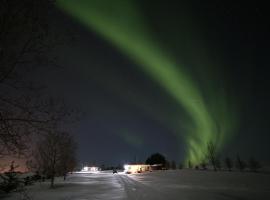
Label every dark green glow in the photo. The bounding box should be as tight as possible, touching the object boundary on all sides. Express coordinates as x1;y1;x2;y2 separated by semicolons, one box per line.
118;129;144;148
56;0;236;164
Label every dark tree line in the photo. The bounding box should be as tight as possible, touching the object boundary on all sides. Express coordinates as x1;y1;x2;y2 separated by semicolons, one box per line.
144;147;262;173
145;153;179;170
145;153;166;166
200;141;262;172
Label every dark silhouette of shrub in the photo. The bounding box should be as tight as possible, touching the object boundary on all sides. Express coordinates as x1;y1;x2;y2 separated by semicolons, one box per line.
171;161;176;170
248;157;261;172
224;157;233;171
188;160;193;169
178;163;183;170
216;158;222;170
0;162;21;193
200;161;207;170
235;155;246;172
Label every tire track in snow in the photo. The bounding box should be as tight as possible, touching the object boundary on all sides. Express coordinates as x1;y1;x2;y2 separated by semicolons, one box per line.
116;174;171;200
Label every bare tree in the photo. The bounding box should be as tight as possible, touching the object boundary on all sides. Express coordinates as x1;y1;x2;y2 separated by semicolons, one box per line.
33;131;77;188
59;133;77;180
0;0;75;157
0;0;55;85
0;0;51;156
0;95;77;157
206;141;218;171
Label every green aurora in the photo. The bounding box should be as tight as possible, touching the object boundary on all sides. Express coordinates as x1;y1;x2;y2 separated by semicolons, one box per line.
56;0;236;165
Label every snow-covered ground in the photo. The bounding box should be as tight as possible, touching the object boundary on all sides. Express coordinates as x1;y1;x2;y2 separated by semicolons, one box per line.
2;170;270;200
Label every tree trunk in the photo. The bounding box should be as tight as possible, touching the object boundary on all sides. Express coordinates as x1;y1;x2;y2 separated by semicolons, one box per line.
50;175;55;188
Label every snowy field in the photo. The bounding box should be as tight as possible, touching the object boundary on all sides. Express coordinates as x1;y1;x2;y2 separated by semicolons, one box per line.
2;170;270;200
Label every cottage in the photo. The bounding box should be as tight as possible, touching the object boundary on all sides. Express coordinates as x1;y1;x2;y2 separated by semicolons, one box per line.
81;166;100;172
124;164;151;174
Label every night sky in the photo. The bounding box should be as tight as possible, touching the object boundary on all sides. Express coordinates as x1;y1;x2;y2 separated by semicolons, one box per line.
32;1;270;165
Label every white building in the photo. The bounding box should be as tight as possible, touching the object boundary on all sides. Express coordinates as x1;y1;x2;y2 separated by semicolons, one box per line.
81;166;100;172
124;164;151;174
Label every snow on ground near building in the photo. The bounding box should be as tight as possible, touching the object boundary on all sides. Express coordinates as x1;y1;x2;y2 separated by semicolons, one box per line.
2;170;270;200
